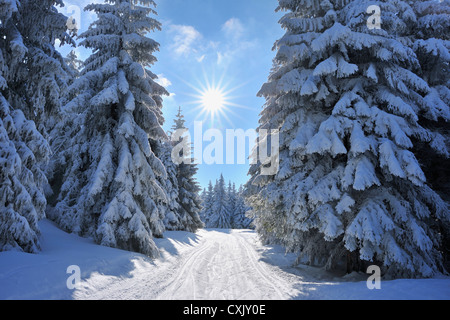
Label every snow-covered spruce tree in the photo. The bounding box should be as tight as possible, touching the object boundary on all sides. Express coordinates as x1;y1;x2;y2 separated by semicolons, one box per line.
227;182;251;229
226;182;237;225
411;0;450;198
10;0;76;207
232;185;253;229
155;139;182;231
50;0;169;257
0;0;51;253
412;0;450;271
170;106;204;232
200;181;215;227
209;175;232;229
246;0;449;278
64;50;83;84
10;0;74;134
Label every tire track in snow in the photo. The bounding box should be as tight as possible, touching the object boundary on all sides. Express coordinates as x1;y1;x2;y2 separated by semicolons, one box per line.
235;232;298;299
157;238;215;300
75;229;299;300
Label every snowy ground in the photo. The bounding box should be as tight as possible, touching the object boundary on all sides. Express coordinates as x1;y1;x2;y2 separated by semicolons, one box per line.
0;219;449;300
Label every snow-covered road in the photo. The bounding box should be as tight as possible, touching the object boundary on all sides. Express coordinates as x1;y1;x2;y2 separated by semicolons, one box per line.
74;229;300;300
1;220;449;300
156;230;298;300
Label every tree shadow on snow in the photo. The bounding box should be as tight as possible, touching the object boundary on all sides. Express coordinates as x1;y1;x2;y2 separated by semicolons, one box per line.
155;230;202;256
256;242;371;300
203;228;233;234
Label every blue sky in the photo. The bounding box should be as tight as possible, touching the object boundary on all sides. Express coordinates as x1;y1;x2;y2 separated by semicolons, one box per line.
58;0;284;189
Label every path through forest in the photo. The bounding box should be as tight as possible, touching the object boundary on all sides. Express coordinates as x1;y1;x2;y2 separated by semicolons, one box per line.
74;229;301;300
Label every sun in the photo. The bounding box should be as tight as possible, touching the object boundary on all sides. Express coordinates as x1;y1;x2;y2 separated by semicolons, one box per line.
201;87;226;112
179;71;251;127
189;77;234;125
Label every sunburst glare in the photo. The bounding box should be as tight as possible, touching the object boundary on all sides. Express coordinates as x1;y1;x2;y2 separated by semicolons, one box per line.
201;87;226;112
180;70;251;127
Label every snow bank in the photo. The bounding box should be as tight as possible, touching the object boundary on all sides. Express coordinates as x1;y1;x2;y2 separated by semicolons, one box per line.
0;220;153;300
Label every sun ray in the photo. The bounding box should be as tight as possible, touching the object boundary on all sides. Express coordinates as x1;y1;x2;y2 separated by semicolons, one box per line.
167;69;252;127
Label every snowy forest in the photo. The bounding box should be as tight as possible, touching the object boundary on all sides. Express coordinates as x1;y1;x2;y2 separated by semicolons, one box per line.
200;175;252;229
0;0;204;258
0;0;449;289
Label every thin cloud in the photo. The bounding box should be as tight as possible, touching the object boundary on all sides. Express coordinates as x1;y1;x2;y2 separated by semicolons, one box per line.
156;74;176;99
222;18;245;40
156;74;172;88
168;24;203;57
162;18;260;68
216;18;257;67
197;55;206;63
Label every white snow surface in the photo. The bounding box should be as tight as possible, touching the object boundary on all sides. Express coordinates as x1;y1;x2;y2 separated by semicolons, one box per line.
0;219;449;300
